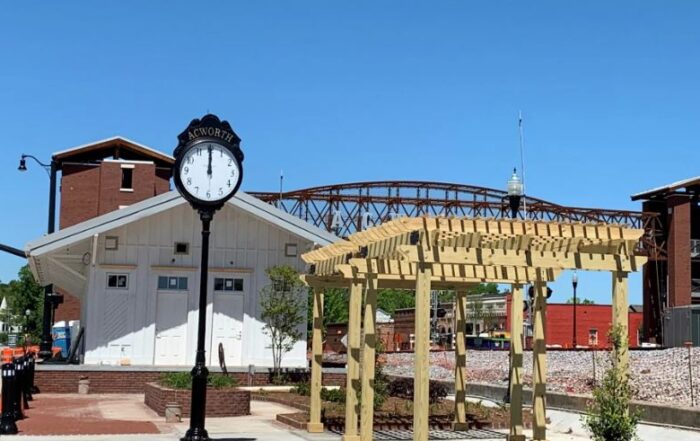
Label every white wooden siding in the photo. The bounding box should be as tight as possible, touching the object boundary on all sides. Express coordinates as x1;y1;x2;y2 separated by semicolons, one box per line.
84;203;311;367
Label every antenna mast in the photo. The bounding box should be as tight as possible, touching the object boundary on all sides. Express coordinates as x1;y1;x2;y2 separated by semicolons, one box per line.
518;111;527;217
279;170;284;208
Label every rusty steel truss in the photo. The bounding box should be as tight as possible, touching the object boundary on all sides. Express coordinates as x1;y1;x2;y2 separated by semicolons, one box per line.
249;181;665;259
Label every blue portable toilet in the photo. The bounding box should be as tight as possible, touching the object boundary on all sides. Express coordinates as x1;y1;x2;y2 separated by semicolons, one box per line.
52;321;71;358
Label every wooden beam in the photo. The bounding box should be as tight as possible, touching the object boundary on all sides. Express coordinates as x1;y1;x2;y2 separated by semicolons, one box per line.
360;275;378;441
346;259;559;283
413;264;432;441
303;271;560;290
452;289;469;431
342;281;362;441
307;288;324;433
508;284;525;441
612;271;630;376
396;245;647;272
532;273;547;441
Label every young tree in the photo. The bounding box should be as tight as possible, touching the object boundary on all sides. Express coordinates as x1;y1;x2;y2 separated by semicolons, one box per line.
582;324;640;441
260;265;306;381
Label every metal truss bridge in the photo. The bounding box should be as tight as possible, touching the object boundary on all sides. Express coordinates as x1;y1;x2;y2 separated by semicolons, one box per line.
249;181;665;259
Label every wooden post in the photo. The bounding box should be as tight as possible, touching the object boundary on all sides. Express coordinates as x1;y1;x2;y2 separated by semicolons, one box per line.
360;275;378;441
612;272;629;375
452;289;469;431
307;288;324;433
532;275;548;441
413;263;432;441
343;281;363;441
508;284;525;441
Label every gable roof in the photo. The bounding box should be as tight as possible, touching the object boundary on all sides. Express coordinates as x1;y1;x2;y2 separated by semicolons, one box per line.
53;136;175;166
26;190;338;257
631;175;700;201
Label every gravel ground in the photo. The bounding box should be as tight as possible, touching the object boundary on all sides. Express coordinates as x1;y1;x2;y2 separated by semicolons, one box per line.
378;348;700;407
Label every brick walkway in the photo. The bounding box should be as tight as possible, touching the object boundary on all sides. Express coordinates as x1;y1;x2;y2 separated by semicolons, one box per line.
16;394;161;435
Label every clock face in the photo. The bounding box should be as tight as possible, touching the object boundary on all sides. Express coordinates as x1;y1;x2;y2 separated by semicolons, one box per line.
178;142;241;203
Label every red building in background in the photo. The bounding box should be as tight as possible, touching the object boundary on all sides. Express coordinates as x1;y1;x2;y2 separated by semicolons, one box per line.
506;295;643;349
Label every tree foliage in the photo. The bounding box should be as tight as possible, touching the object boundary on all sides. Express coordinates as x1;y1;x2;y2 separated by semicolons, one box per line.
309;283;502;331
566;297;595;305
582;324;640;441
0;265;44;342
260;265;306;380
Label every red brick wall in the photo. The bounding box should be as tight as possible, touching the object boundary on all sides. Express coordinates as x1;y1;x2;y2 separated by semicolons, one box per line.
97;162;158;214
60;163;101;228
54;289;81;323
35;369;346;393
545;304;643;348
60;161;171;228
668;195;692;307
144;383;250;417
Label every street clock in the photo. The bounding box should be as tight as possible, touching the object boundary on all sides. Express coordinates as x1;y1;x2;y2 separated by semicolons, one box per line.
171;114;245;441
173;114;244;212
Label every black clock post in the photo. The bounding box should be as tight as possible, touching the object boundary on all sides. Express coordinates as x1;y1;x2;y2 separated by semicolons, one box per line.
173;115;244;441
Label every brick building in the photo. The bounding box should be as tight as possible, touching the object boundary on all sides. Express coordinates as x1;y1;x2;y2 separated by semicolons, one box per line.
632;177;700;346
324;293;643;352
504;298;643;348
27;136;337;367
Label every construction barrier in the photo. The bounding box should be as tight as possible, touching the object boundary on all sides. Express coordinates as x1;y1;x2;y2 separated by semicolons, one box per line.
0;347;38;435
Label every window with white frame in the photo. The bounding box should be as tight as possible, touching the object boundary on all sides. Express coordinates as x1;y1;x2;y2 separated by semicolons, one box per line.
214;277;244;292
107;274;129;289
157;276;189;291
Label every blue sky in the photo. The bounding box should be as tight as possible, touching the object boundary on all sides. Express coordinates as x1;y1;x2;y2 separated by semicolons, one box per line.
0;2;698;304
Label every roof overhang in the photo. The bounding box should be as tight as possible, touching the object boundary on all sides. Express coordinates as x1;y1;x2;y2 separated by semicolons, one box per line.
53;136;175;167
631;175;700;201
26;190;338;290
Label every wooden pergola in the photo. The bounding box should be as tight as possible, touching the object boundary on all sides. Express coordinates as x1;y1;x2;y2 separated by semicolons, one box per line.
301;216;646;441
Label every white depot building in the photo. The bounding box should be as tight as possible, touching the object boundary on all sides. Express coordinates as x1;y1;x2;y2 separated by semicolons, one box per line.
25;140;336;367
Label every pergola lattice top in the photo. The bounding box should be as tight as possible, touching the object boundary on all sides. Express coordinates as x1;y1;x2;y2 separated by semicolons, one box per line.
302;216;647;288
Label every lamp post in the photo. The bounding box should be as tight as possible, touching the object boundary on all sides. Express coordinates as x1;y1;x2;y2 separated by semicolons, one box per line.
18;154;59;360
504;169;523;404
507;168;523;219
572;272;579;349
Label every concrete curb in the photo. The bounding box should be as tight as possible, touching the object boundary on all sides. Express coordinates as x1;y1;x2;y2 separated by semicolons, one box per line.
457;381;700;430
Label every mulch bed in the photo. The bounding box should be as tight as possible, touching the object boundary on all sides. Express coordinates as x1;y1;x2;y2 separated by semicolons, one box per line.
254;391;534;431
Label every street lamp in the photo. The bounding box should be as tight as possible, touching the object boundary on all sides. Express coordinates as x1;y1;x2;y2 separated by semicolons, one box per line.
572;272;579;349
504;169;525;404
507;168;523;219
18;153;59;360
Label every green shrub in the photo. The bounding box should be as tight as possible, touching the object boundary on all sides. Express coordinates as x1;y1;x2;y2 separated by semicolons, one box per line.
292;381;311;396
387;377;448;404
159;372;238;390
321;387;346;403
582;324;640;441
208;374;238;389
159;372;192;389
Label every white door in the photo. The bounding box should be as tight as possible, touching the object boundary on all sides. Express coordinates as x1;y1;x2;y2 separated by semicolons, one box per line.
155;291;188;365
210;275;246;367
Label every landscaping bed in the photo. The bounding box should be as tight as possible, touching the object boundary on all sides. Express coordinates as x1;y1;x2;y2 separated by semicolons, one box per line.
145;372;250;417
256;390;533;431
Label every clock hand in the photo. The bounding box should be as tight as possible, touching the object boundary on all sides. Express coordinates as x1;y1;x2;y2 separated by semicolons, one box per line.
207;145;213;177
